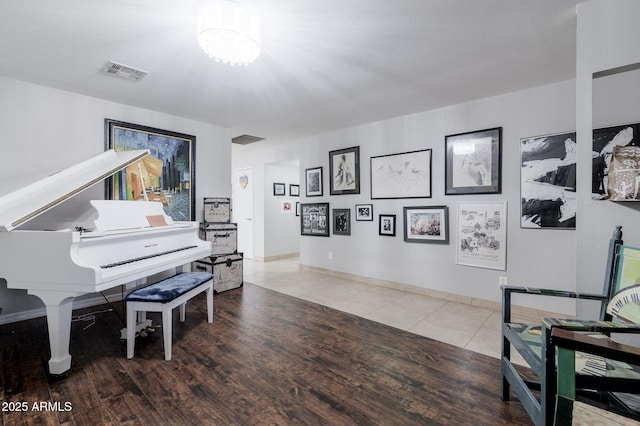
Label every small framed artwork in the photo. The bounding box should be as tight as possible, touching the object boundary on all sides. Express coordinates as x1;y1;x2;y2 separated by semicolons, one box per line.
456;201;507;270
403;206;449;244
521;131;576;229
329;146;360;195
281;200;293;213
290;184;300;197
592;122;640;200
305;167;323;197
445;127;502;195
273;182;286;196
332;208;351;236
355;204;373;221
370;149;432;199
295;202;300;216
379;214;396;236
300;203;330;237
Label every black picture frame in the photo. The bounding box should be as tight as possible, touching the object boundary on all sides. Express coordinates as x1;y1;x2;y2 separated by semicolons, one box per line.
370;149;432;199
300;203;330;237
329;146;360;195
355;204;373;221
305;167;323;197
445;127;502;195
105;119;196;221
290;184;300;197
295;202;300;217
332;208;351;235
379;214;396;236
403;205;449;244
273;182;286;196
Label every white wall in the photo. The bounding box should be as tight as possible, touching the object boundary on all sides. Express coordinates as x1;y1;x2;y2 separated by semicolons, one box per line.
576;0;640;317
264;162;300;259
232;79;581;314
0;76;231;321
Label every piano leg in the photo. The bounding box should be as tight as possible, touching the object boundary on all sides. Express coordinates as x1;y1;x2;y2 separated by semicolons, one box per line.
28;289;83;375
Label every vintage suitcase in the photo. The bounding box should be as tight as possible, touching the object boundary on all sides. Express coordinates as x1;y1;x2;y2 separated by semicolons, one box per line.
203;197;232;223
192;253;243;293
199;222;238;255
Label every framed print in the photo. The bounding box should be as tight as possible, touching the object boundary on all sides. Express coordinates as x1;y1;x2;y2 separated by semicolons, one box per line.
379;214;396;236
456;201;507;271
105;119;196;221
290;184;300;197
445;127;502;195
295;202;300;216
332;208;351;236
300;203;330;237
273;182;286;196
281;200;293;213
521;131;576;229
592;122;640;200
403;206;449;244
370;149;432;199
355;204;373;221
329;146;360;195
305;167;323;197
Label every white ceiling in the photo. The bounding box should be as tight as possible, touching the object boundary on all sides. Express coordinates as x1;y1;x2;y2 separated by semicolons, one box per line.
0;0;583;142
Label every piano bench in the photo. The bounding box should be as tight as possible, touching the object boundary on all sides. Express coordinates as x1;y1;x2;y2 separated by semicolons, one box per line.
125;272;214;361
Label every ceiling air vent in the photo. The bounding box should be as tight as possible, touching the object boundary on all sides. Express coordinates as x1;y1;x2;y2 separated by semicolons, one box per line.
232;135;265;145
102;60;148;82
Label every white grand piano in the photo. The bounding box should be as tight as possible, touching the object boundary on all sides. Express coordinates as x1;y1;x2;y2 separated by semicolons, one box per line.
0;149;211;375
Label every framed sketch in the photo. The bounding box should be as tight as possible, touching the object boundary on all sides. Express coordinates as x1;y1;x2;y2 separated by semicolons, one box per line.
105;119;196;221
329;146;360;195
273;182;286;196
592;122;640;200
332;208;351;236
379;214;396;236
370;149;432;199
521;131;576;229
456;201;507;271
300;203;330;237
445;127;502;195
305;167;323;197
355;204;373;221
403;206;449;244
290;184;300;197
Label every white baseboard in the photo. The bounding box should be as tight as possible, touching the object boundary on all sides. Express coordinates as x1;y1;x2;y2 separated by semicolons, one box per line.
0;293;124;326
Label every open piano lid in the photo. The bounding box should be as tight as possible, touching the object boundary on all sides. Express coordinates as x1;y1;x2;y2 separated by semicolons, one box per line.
0;149;149;232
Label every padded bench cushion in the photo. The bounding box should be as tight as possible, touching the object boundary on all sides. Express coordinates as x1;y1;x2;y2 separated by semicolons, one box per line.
125;272;214;303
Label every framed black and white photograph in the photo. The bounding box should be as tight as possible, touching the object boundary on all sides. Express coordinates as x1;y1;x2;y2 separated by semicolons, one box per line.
456;201;507;271
445;127;502;195
370;149;432;199
379;214;396;236
332;208;351;236
105;119;196;221
521;131;576;229
592;122;640;200
300;203;330;237
329;146;360;195
305;167;323;197
273;182;286;196
355;204;373;221
403;206;449;244
290;184;300;197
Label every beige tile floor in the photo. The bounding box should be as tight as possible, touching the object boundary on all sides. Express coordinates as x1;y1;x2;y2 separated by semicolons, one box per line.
244;257;526;363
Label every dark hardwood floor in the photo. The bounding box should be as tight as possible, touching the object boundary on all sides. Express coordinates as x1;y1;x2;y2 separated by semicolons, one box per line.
1;283;532;425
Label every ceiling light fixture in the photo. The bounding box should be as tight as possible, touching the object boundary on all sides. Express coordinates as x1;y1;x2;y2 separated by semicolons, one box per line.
196;0;261;66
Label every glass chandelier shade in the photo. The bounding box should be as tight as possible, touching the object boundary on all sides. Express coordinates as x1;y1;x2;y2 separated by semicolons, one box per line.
197;0;261;66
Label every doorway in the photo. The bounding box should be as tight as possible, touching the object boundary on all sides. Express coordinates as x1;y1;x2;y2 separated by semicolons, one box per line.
233;167;254;259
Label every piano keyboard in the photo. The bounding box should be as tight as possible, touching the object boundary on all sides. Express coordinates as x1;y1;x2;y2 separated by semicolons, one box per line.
100;246;198;269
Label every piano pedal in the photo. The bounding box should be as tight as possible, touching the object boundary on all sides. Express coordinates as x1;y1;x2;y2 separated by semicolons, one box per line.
120;319;153;340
